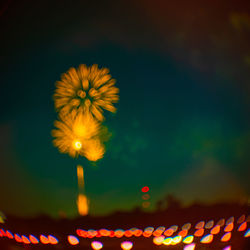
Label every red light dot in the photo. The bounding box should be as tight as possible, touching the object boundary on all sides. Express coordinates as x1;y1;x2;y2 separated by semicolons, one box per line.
6;230;14;239
0;229;6;237
194;229;204;237
14;234;22;242
22;235;31;244
238;222;247;232
76;229;88;238
29;235;39;244
141;186;149;193
124;230;133;237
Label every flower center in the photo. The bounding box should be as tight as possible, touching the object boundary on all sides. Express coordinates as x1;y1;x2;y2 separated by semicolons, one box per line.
77;90;86;99
73;140;82;150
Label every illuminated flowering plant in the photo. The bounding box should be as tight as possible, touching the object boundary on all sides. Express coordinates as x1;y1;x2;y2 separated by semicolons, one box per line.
52;111;105;161
52;64;118;162
53;64;119;121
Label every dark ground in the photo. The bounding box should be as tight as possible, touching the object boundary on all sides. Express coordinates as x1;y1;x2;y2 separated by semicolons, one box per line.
0;201;249;249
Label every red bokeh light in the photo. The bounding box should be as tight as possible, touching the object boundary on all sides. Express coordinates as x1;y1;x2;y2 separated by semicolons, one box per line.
141;186;149;193
14;234;22;243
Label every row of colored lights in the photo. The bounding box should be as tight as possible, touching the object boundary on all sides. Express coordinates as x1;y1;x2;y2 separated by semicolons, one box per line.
73;223;250;249
0;215;249;248
0;230;59;245
153;228;250;245
151;216;249;250
75;215;249;239
0;230;133;250
1;227;249;250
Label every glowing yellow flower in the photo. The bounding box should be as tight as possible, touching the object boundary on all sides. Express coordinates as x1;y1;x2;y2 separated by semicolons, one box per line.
54;64;119;121
51;111;100;158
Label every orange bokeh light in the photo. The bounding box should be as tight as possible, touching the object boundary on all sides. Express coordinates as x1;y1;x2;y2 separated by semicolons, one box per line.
124;230;133;237
143;231;152;237
88;230;98;238
68;235;79;245
194;229;204;237
134;229;143;237
99;229;110;237
237;222;247;232
22;235;31;244
29;235;39;244
153;230;162;237
178;230;188;237
40;235;49;244
114;229;124;238
164;228;174;236
221;232;231;242
224;223;234;232
210;225;220;235
48;235;59;244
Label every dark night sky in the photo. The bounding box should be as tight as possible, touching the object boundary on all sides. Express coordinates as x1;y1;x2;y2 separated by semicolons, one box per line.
0;0;250;218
